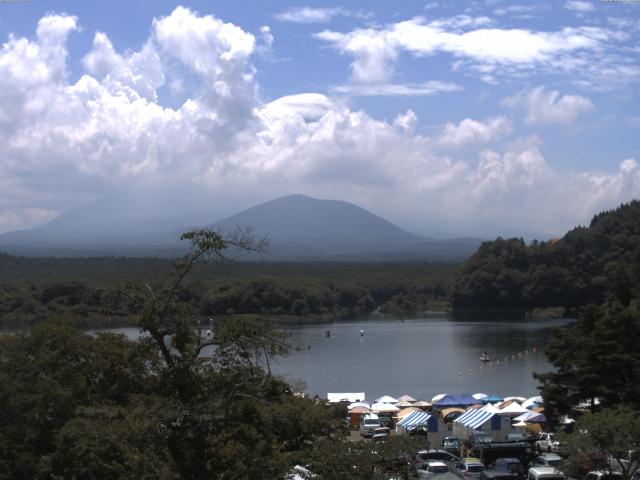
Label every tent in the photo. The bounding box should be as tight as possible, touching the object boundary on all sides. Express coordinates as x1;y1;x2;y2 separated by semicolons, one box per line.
432;393;448;402
413;400;431;408
433;394;479;407
522;396;543;409
349;406;370;428
396;401;415;408
454;407;497;430
348;401;371;410
376;395;399;403
397;410;432;430
498;402;530;416
473;393;489;400
398;394;417;402
397;407;421;419
482;395;504;403
513;411;545;423
441;407;465;420
371;402;401;413
503;396;527;403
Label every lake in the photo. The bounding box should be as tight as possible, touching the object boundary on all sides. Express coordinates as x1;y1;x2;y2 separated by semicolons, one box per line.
97;315;570;402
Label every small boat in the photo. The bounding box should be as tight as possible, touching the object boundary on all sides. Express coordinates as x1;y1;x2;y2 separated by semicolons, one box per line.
480;352;491;362
325;330;331;337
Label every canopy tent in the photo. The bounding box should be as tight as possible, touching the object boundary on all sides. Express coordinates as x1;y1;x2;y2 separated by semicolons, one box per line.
503;396;527;403
376;395;399;403
522;396;543;409
412;400;432;408
348;401;371;410
482;395;504;403
396;401;415;408
483;403;501;414
498;402;529;416
473;393;488;400
433;394;479;407
513;411;539;422
397;410;432;429
431;393;448;402
398;394;417;402
525;413;546;423
350;406;371;414
397;407;421;419
371;402;400;413
441;407;465;419
454;407;496;430
328;392;365;403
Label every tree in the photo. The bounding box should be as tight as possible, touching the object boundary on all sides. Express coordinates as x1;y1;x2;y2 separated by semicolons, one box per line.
535;300;640;424
561;407;640;480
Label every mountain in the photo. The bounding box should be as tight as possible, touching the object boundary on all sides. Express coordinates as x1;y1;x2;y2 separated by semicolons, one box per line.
212;194;480;260
0;193;481;259
0;186;223;256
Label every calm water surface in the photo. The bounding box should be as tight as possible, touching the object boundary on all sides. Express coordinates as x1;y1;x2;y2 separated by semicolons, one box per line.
268;316;570;401
8;316;570;401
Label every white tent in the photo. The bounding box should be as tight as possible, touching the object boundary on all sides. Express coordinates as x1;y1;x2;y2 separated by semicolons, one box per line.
371;402;401;413
513;410;543;422
398;394;417;402
522;396;543;409
473;393;488;400
503;396;527;403
499;402;530;415
348;401;371;410
376;395;399;403
431;393;447;402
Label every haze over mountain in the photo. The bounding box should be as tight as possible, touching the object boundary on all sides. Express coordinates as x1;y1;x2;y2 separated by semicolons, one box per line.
0;193;481;260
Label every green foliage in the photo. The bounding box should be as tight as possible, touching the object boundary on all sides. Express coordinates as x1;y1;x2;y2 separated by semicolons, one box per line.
450;200;640;310
535;300;640;422
560;407;640;480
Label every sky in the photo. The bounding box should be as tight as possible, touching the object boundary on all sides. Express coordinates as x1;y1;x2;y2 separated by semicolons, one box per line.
0;0;639;238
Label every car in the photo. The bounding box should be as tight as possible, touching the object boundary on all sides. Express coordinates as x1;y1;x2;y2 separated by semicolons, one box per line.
442;436;462;456
488;458;526;480
583;471;623;480
454;457;486;480
527;466;566;480
372;427;390;443
535;433;563;453
360;413;382;438
479;469;521;480
414;449;461;469
416;460;451;479
530;453;563;469
470;432;495;452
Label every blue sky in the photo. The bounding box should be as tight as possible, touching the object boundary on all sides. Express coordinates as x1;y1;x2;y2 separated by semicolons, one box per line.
0;0;639;237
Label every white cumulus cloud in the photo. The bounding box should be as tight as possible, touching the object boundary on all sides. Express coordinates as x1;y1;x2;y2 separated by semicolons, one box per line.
439;116;513;147
0;8;639;239
503;86;594;125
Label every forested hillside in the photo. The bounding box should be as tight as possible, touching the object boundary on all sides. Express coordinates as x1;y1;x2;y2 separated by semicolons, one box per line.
449;200;640;310
0;256;454;328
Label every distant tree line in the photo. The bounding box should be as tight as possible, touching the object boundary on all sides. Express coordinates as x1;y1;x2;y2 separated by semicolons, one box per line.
0;256;454;328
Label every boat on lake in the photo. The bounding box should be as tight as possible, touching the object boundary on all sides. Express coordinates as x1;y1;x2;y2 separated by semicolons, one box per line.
480;352;491;362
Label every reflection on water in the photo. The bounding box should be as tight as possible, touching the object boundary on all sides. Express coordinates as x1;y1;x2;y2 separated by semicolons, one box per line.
270;317;571;401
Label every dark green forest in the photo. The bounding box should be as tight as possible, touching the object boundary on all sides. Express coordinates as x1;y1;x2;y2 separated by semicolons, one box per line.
0;255;454;328
449;200;640;311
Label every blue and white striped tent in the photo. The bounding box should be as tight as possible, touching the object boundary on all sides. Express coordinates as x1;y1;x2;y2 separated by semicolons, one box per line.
397;410;432;430
454;408;496;430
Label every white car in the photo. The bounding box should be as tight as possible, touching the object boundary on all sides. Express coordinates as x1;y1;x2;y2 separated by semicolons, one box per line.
535;433;562;453
417;460;450;479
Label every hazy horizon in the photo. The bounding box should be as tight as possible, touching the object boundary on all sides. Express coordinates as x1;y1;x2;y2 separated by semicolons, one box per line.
1;1;638;239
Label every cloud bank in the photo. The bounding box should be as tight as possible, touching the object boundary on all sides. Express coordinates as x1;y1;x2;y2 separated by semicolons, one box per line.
0;7;638;238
